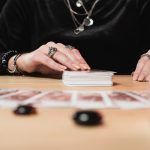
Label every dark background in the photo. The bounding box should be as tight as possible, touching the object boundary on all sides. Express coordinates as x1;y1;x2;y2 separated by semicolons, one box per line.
0;0;7;12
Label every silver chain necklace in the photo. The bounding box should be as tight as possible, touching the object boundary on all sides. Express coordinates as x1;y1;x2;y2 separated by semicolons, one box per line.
64;0;100;34
64;0;87;15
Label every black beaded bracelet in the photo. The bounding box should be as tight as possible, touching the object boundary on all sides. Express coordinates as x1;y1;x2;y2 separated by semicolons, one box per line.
1;50;18;73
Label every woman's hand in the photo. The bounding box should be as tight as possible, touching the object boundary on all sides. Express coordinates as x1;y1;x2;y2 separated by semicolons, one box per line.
8;42;90;75
133;50;150;82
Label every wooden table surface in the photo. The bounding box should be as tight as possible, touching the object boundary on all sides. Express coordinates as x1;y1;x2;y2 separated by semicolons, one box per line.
0;75;150;150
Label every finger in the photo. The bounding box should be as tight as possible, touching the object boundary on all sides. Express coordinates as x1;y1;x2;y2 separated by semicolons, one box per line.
46;42;80;70
40;55;67;72
33;48;67;72
133;56;149;81
52;50;80;70
57;43;88;70
145;74;150;82
57;43;77;62
51;42;82;70
56;43;81;65
58;43;90;70
138;61;150;81
137;72;146;82
71;48;90;70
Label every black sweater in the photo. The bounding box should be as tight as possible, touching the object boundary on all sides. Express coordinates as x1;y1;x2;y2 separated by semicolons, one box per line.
0;0;150;74
0;0;7;12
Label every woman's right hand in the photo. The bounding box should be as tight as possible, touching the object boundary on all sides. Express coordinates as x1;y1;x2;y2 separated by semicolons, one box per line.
8;42;90;75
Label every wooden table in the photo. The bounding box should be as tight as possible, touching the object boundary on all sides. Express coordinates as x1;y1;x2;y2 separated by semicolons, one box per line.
0;75;150;150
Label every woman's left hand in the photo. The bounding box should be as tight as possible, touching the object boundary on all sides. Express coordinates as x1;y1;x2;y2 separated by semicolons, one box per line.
133;50;150;82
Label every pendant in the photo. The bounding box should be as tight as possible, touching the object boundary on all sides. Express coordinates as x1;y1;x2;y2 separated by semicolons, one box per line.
76;0;83;7
83;17;94;26
74;25;85;34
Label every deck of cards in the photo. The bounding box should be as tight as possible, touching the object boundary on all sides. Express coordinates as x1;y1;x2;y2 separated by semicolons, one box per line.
62;70;116;86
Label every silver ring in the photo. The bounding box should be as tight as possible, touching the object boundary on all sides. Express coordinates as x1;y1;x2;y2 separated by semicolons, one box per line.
141;53;150;59
48;47;57;58
65;45;75;50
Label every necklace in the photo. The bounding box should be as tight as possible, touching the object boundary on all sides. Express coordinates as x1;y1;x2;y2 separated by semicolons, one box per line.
64;0;87;15
64;0;100;34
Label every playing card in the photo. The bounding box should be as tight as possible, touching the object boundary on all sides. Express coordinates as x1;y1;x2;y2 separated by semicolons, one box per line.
30;90;73;107
74;91;108;109
106;91;148;109
0;89;19;97
0;90;42;107
128;90;150;101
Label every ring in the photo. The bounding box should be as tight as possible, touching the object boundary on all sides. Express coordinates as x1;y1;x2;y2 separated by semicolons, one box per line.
48;47;57;58
140;53;150;59
65;45;75;50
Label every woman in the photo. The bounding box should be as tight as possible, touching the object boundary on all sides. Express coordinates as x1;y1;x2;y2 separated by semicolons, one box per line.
0;0;150;81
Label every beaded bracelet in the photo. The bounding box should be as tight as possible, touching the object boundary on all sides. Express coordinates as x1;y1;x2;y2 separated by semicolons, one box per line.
1;50;18;73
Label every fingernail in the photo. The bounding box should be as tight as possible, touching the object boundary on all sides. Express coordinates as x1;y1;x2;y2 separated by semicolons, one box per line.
87;65;91;70
61;66;67;70
72;64;80;69
59;68;65;71
80;64;90;70
133;75;137;81
59;66;67;72
132;72;138;81
80;64;87;70
138;76;143;81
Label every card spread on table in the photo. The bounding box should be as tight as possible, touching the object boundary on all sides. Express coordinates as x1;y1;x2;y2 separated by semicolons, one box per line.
0;88;150;109
62;70;116;86
31;90;73;107
107;91;149;109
